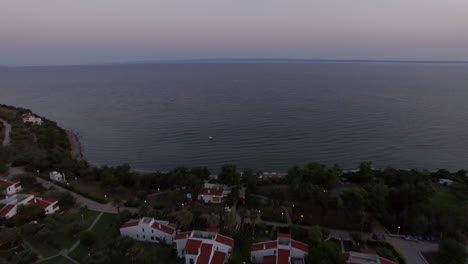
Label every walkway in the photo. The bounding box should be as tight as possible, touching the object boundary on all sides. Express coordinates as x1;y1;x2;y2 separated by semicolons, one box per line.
35;177;138;214
0;118;11;145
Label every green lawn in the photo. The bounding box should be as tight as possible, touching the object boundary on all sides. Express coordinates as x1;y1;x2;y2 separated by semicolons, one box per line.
26;209;100;258
71;212;119;262
38;255;74;264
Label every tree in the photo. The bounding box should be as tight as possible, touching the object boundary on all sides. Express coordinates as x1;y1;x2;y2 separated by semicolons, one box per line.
113;198;124;213
80;231;97;247
242;168;258;193
249;209;259;237
218;164;240;186
223;212;236;231
13;204;45;225
357;161;374;183
207;213;220;228
308;241;345;264
308;225;324;242
364;183;389;217
0;228;21;247
437;239;466;264
341;188;367;225
177;210;194;229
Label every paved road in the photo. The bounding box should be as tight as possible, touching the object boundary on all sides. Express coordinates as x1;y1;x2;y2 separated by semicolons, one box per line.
35;177;138;214
0;119;11;145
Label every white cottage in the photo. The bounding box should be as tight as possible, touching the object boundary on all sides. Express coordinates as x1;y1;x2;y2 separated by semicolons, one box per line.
0;194;59;219
120;217;176;244
0;179;22;196
21;113;43;125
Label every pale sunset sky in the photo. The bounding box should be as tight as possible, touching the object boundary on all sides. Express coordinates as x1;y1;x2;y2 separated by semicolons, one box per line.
1;0;468;65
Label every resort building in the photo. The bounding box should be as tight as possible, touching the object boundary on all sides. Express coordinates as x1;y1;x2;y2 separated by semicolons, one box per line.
0;194;59;219
343;250;396;264
49;171;66;182
0;180;22;196
120;217;176;244
197;183;245;204
173;229;234;264
21;113;43;125
250;233;309;264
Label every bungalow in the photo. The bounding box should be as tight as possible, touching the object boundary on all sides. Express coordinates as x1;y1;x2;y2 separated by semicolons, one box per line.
343;249;396;264
120;217;176;244
21;113;43;125
0;194;59;219
0;179;22;196
173;229;234;264
49;171;66;182
251;233;309;264
197;183;246;204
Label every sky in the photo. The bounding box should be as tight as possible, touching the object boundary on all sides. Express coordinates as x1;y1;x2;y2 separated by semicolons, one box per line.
1;0;468;66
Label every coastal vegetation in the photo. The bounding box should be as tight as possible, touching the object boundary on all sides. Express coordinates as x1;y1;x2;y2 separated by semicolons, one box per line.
0;104;467;263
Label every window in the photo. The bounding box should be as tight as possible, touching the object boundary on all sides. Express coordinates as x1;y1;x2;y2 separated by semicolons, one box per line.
136;234;139;238
151;236;154;240
143;235;146;239
152;230;154;233
190;259;194;264
142;228;144;232
274;250;276;255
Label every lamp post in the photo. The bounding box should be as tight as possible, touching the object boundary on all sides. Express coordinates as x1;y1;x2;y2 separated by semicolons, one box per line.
281;212;284;221
301;214;304;222
104;194;107;200
397;226;401;235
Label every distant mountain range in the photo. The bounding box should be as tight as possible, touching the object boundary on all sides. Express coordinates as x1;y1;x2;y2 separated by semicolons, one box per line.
3;58;468;67
120;58;468;64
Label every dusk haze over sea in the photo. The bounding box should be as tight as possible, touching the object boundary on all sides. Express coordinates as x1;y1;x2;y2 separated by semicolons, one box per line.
1;2;468;264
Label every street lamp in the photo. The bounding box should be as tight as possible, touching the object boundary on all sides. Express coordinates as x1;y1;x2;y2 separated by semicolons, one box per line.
397;226;401;235
104;194;107;200
301;214;304;222
281;212;284;220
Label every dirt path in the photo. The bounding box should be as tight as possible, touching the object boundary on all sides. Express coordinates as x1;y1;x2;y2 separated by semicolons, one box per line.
0;118;11;145
65;130;83;160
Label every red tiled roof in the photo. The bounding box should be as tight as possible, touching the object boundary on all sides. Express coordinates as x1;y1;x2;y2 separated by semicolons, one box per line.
264;255;276;264
152;222;175;235
360;249;377;255
277;233;291;238
196;243;213;264
291;240;309;252
215;234;234;247
251;241;277;251
28;198;54;209
278;249;290;264
199;188;224;196
184;239;203;254
0;180;19;188
343;252;350;261
210;251;226;264
42;198;58;204
174;232;191;240
21;113;32;119
0;204;15;217
207;227;220;233
379;258;397;264
120;221;139;229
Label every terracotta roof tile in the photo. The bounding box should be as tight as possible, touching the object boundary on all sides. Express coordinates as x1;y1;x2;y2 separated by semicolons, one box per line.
215;234;234;247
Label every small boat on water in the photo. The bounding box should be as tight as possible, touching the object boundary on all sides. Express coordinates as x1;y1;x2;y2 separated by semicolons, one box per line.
208;136;214;140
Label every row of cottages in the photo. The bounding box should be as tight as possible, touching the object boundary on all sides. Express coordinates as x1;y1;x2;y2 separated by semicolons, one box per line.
197;183;246;204
120;218;235;264
21;113;43;125
343;249;396;264
0;180;22;197
120;217;176;244
251;233;309;264
0;194;59;219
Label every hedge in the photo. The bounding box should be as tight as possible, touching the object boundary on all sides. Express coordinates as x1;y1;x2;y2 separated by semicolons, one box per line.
366;239;408;264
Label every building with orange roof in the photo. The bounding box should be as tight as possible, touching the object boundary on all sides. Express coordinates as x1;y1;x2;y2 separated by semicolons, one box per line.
343;250;397;264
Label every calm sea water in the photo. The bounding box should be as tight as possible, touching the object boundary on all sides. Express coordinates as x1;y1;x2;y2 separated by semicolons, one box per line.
1;63;468;172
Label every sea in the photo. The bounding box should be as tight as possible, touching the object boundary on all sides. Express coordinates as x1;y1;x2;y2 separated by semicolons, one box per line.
1;62;468;172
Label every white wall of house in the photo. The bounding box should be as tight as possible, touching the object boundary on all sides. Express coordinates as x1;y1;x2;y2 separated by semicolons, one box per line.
49;171;65;182
175;238;188;258
44;203;60;215
251;248;277;263
291;247;307;259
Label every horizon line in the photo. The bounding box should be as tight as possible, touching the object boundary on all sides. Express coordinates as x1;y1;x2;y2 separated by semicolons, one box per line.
3;57;468;67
